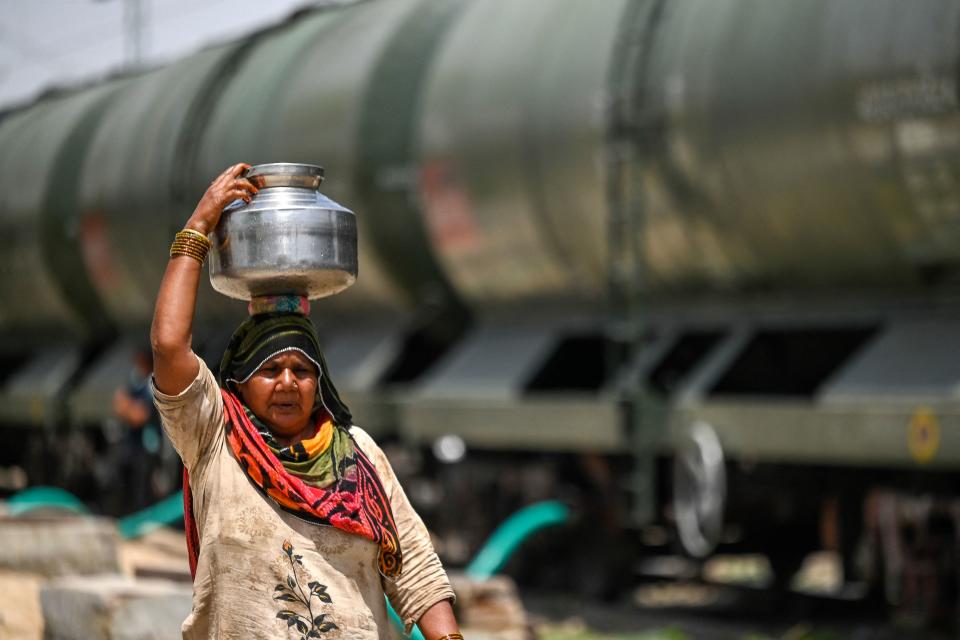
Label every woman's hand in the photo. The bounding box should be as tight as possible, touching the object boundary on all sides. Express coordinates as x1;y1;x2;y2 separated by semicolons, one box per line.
184;163;258;235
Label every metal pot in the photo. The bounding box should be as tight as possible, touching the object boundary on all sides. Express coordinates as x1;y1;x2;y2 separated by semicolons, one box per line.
208;163;357;301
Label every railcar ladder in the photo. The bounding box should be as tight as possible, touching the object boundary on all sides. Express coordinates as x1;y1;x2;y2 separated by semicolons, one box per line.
606;0;667;527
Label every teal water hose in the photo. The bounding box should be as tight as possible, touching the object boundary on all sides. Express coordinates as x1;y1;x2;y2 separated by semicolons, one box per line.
386;601;426;640
116;490;185;539
7;486;89;516
466;500;570;579
6;485;185;539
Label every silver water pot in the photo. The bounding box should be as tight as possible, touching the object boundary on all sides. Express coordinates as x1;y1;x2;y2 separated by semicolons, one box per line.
208;163;357;301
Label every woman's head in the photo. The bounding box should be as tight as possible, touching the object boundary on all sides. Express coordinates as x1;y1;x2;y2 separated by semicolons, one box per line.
235;350;318;439
219;306;352;433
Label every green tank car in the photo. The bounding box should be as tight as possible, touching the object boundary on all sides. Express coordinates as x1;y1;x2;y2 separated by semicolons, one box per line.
0;0;958;618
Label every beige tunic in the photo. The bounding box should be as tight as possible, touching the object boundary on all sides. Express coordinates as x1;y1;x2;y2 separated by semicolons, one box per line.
153;356;454;639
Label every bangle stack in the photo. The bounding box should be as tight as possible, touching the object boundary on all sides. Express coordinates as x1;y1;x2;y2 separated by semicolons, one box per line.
434;635;464;640
170;228;212;263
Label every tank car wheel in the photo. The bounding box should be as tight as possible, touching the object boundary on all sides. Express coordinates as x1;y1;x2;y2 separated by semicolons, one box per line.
672;420;726;558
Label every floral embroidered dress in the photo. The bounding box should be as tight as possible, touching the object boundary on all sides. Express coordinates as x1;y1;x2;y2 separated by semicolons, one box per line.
153;356;454;639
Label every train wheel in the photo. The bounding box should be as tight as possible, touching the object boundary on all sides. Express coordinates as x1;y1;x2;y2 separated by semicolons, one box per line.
672;421;726;559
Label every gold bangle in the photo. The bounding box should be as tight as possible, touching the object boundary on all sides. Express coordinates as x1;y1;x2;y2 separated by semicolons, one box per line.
170;250;206;262
169;250;206;264
176;228;212;249
170;239;207;251
170;240;207;252
433;635;464;640
170;229;211;263
169;241;208;256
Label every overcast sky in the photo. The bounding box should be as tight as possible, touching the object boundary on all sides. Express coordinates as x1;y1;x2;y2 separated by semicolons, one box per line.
0;0;318;108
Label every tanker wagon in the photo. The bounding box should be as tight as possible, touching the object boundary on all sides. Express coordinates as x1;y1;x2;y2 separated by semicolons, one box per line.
0;0;958;618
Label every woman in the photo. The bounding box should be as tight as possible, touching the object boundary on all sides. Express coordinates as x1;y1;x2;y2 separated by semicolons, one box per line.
151;163;462;639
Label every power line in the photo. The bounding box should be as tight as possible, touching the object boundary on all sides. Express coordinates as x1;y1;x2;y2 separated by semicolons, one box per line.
124;0;146;67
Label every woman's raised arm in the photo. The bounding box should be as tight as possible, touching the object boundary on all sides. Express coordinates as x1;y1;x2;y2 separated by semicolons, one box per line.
150;163;256;395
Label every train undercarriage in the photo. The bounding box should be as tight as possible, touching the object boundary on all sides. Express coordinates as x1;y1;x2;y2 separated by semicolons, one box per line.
2;297;958;625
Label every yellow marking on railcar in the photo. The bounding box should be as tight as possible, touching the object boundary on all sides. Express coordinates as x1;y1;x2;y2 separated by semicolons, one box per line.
907;407;940;464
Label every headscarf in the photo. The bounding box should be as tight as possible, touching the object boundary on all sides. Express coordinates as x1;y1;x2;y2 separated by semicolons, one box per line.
218;310;352;429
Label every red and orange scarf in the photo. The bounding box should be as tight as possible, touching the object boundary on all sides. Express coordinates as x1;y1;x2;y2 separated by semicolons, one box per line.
183;390;402;580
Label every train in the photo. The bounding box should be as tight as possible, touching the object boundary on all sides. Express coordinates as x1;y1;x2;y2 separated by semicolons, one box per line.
1;0;959;619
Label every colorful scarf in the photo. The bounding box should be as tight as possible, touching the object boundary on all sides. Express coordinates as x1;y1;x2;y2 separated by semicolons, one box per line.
241;402;358;491
183;304;402;580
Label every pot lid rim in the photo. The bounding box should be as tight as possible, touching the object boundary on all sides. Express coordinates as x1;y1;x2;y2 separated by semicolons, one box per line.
245;163;325;182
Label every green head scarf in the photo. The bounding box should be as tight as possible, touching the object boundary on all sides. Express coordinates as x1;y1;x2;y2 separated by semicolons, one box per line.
218;311;352;429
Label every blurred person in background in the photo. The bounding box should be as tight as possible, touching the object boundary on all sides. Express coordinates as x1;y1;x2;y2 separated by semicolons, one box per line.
150;163;461;639
112;345;163;511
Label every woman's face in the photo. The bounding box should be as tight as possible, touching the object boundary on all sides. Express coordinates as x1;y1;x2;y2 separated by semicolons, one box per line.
237;350;318;442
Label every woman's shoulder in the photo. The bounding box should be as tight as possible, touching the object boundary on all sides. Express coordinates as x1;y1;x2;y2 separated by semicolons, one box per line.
346;426;402;497
347;425;379;451
151;352;219;405
348;426;396;469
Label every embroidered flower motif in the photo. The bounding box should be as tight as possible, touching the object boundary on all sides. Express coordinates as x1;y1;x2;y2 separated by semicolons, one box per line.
274;541;338;638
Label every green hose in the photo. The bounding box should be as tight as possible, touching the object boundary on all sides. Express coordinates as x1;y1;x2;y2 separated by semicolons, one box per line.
6;485;185;539
387;601;426;640
7;486;89;516
116;490;185;539
466;500;570;579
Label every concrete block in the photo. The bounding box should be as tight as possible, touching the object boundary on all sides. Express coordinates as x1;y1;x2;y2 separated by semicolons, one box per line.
0;516;120;576
119;528;190;582
41;574;191;640
449;572;529;640
0;570;44;639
